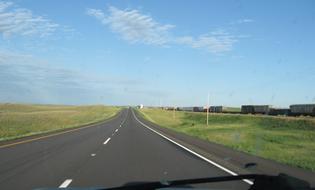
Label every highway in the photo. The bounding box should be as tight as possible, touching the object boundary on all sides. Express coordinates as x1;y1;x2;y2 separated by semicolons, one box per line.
0;108;249;190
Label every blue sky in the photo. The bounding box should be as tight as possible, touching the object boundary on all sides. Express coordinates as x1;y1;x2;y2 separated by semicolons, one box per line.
0;0;314;107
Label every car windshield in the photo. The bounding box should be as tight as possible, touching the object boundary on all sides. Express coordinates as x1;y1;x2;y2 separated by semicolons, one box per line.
0;1;314;190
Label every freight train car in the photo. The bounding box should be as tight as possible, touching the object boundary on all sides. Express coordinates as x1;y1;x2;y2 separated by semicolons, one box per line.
177;107;194;112
289;104;315;116
177;107;204;112
241;105;255;114
193;107;204;112
209;106;224;113
268;108;290;116
241;105;270;114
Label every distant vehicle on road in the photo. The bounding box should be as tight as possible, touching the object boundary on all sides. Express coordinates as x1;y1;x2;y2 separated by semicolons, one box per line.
137;104;144;109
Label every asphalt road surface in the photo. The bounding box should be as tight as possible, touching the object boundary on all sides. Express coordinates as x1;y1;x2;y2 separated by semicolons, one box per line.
0;108;250;190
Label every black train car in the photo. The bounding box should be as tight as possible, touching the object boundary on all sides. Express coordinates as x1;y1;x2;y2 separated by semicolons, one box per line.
241;105;270;114
209;106;224;113
268;108;290;116
289;104;315;116
193;107;204;112
241;105;255;114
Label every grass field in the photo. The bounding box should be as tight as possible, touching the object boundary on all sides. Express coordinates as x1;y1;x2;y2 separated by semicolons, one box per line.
139;108;315;172
0;103;121;141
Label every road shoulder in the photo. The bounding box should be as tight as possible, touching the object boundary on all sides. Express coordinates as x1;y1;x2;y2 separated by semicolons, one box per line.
134;109;315;187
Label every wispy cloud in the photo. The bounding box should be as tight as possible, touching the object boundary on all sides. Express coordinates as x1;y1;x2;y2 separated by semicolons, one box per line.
0;1;11;11
0;50;142;89
87;6;242;54
87;7;174;45
86;8;105;22
0;50;148;104
232;19;254;24
0;1;59;38
0;50;86;90
176;30;238;53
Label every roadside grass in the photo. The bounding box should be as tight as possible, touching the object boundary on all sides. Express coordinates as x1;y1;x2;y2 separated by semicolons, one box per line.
0;103;121;141
138;108;315;172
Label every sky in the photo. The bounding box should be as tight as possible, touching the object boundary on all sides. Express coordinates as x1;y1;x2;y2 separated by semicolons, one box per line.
0;0;314;107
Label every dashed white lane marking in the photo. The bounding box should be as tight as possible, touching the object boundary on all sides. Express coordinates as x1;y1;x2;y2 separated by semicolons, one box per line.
103;138;111;145
91;153;96;157
119;125;122;128
59;179;72;188
131;110;253;185
115;129;118;132
120;112;128;126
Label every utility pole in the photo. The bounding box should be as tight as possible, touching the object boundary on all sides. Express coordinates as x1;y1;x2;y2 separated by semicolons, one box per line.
207;93;209;126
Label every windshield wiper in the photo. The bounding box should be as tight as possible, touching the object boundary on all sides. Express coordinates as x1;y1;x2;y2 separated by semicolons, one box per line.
102;173;313;190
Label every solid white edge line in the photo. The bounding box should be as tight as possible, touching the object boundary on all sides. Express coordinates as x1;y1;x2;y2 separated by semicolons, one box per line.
103;137;111;145
131;109;253;185
59;179;72;188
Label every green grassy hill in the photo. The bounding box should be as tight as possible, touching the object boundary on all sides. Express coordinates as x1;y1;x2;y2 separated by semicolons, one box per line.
0;103;121;141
